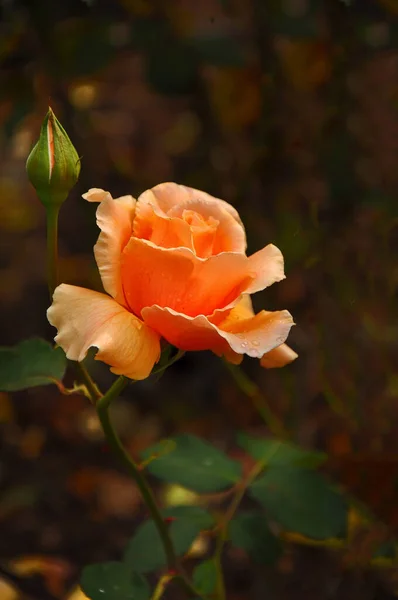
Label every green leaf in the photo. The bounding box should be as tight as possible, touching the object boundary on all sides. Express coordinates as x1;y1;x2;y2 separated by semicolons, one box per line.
373;540;397;560
142;434;241;493
237;433;327;468
192;559;218;596
80;562;150;600
124;505;214;573
249;468;347;540
228;512;282;565
0;339;67;391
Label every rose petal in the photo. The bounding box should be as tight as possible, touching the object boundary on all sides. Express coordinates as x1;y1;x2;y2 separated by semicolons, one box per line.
89;191;136;305
260;343;298;368
82;188;113;203
134;182;246;255
142;303;294;359
47;284;160;380
246;244;285;294
134;200;194;251
121;238;253;318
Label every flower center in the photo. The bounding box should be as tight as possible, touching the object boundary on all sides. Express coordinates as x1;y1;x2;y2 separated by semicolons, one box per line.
182;210;219;258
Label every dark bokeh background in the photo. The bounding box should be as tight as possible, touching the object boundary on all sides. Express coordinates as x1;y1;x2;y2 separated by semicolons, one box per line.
1;0;398;598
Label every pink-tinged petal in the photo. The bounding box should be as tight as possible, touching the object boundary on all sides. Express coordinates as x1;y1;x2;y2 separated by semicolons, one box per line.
47;284;160;380
142;304;294;360
82;188;113;203
93;193;136;306
246;244;285;294
260;343;298;368
121;238;252;318
134;182;246;255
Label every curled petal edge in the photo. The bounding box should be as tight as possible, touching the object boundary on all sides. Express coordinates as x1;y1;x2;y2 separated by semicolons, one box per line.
47;284;160;380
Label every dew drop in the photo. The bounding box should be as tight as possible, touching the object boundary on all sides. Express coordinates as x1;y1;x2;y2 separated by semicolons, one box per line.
241;341;248;348
252;340;260;347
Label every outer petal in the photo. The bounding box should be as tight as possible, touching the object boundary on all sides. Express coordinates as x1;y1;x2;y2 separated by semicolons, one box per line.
121;238;252;318
134;182;246;254
260;343;298;368
83;189;136;306
82;188;113;203
141;304;294;359
47;284;160;380
246;244;285;294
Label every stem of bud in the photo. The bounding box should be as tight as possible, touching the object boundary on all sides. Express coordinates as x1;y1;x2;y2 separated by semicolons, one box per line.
46;205;60;299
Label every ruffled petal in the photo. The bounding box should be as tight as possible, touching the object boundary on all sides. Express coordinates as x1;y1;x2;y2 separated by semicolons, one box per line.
47;284;160;380
141;303;294;360
121;238;253;318
133;199;194;251
134;182;246;255
83;189;136;306
260;343;298;368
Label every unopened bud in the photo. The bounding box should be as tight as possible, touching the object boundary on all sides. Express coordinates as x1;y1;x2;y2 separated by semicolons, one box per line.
26;107;81;207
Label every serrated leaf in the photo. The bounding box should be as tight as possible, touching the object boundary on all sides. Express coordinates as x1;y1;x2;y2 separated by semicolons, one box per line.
237;433;326;468
142;434;241;493
228;512;282;565
0;339;67;391
192;559;218;595
80;562;150;600
249;467;347;540
124;506;214;573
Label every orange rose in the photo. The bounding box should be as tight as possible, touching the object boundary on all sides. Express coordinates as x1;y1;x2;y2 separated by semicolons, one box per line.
47;183;297;380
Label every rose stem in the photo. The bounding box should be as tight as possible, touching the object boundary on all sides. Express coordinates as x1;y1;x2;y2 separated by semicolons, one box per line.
46;205;60;299
96;376;198;597
45;202;101;402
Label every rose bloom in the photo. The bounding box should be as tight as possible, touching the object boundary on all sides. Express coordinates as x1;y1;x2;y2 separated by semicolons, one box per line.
47;183;297;380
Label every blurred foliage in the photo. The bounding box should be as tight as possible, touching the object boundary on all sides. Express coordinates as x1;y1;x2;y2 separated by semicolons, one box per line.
1;0;398;598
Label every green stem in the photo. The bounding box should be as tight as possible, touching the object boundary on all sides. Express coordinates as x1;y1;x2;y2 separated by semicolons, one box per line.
213;459;266;600
213;447;280;600
96;376;178;572
150;574;174;600
45;204;101;405
73;361;102;403
224;361;288;439
46;205;60;298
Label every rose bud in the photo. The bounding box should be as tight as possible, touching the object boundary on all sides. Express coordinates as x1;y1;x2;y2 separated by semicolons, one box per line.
26;107;81;207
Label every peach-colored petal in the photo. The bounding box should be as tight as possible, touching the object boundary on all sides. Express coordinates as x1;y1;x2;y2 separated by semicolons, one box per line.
142;304;294;359
134;182;246;255
211;294;254;326
82;188;113;203
260;343;298;368
217;309;294;358
134;200;194;251
246;244;285;294
47;284;160;380
92;193;136;306
121;238;253;318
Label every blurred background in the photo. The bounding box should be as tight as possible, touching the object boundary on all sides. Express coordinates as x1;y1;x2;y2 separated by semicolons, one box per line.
1;0;398;598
